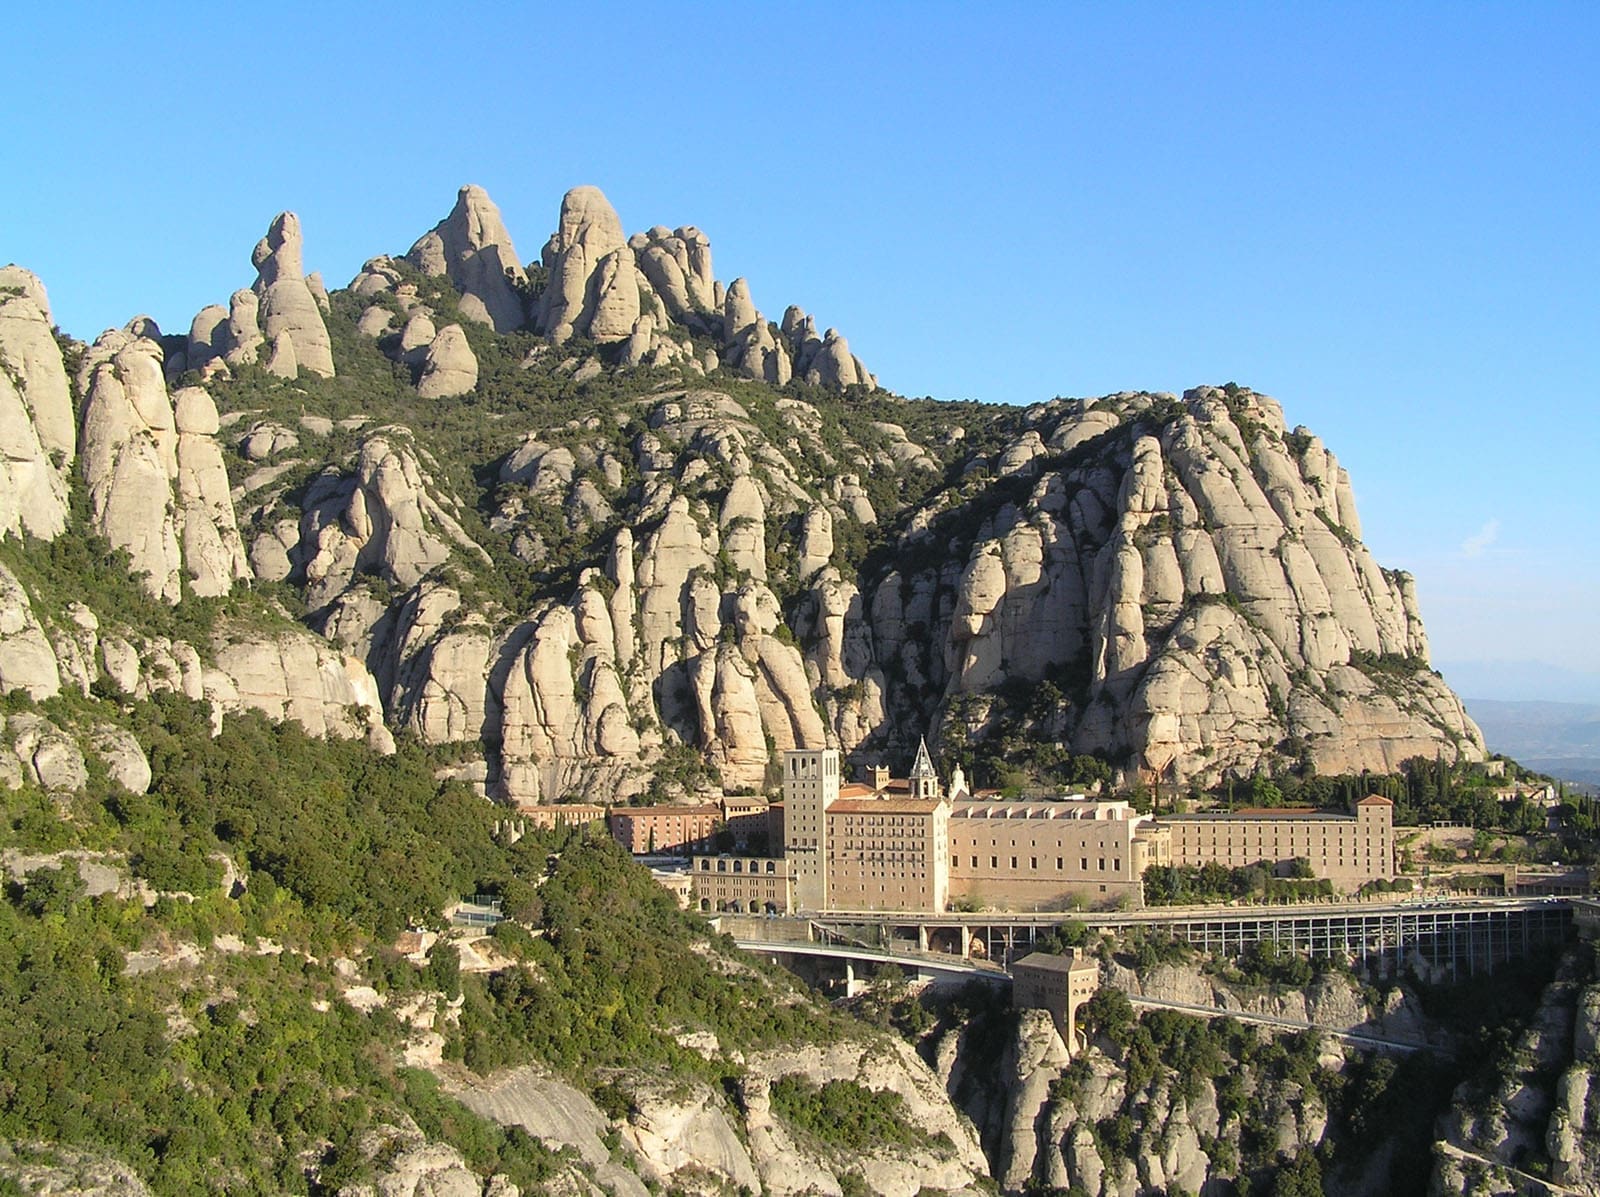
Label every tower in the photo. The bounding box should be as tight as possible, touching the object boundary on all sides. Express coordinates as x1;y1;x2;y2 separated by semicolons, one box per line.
909;737;939;801
784;747;839;911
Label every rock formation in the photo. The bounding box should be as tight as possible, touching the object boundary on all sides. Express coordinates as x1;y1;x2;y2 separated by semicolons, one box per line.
863;387;1483;783
415;324;478;398
0;562;61;700
250;212;335;377
78;333;249;603
1;188;1486;806
536;185;631;343
78;334;184;602
406;184;527;332
0;266;74;541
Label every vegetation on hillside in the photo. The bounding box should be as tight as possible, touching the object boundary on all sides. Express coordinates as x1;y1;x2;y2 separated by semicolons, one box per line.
0;692;854;1193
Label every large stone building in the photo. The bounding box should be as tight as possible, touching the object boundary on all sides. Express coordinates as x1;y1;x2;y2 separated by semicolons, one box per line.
1163;795;1395;890
608;802;721;856
950;798;1170;910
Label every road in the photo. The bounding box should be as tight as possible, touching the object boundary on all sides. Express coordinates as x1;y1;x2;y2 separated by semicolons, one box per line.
1122;994;1442;1055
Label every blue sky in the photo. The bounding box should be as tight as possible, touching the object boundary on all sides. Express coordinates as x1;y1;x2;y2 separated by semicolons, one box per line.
4;3;1597;699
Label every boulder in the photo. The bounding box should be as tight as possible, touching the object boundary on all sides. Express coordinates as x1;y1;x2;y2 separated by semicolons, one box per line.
0;563;60;700
415;324;478;398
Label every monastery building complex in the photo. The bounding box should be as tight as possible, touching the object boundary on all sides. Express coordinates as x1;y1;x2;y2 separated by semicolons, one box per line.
684;743;1395;916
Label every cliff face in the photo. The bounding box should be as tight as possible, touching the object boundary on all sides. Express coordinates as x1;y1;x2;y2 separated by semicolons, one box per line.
0;182;1481;805
871;386;1483;783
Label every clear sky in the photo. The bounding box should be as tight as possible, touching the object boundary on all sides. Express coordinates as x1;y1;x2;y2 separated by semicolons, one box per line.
4;3;1597;699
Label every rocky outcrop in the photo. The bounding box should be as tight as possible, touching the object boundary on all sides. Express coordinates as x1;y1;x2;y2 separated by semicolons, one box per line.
0;266;74;541
523;185;872;388
936;982;1340;1197
865;388;1483;783
740;1037;989;1196
250;212;335;378
78;335;249;603
406;184;527;333
449;1067;647;1197
1430;953;1600;1195
207;625;393;752
293;429;492;613
0;562;62;700
173;387;251;596
0;1142;154;1196
0;710;150;797
536;185;631;344
415;324;478;399
78;334;183;602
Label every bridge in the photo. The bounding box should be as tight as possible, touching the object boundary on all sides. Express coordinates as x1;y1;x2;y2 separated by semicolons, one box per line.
726;896;1577;983
730;933;1007;993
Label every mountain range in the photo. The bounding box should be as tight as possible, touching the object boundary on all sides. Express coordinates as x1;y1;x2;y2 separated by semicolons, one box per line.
0;182;1485;805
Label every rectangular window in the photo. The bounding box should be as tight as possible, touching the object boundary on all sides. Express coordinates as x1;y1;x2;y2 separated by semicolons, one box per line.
1010;856;1018;869
991;856;998;869
1030;857;1038;870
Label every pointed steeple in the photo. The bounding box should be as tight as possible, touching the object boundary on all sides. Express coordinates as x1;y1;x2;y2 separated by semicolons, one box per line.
910;736;939;800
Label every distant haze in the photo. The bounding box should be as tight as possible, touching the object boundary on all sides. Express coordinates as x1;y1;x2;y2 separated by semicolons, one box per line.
1439;660;1600;706
1463;696;1600;787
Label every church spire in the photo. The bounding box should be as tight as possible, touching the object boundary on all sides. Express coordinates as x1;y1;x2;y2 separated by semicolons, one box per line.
910;736;939;799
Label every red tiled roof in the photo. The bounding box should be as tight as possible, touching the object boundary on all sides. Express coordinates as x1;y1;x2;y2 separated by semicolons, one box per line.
829;798;942;815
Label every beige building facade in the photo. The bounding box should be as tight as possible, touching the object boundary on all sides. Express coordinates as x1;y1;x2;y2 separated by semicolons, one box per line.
825;796;950;912
1161;795;1395;891
692;854;794;914
1013;948;1101;1053
949;799;1170;910
687;746;1394;915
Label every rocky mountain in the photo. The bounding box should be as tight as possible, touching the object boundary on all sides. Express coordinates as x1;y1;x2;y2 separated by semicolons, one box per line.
900;938;1595;1197
0;183;1483;812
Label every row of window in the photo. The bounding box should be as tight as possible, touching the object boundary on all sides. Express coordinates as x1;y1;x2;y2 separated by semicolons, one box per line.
957;855;1122;873
699;858;781;874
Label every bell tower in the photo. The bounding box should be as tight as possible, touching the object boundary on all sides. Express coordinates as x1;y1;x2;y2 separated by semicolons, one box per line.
784;748;839;912
909;737;939;801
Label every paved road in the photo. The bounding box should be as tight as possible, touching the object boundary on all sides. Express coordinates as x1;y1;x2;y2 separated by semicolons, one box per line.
1122;993;1442;1055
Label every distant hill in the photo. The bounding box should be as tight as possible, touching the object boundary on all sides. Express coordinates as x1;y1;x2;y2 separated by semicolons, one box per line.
1465;697;1600;786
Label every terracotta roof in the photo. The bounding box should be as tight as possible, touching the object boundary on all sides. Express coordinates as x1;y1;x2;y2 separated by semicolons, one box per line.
1014;951;1097;973
1163;807;1353;821
1356;794;1395;807
609;803;720;817
828;798;943;815
837;783;877;798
